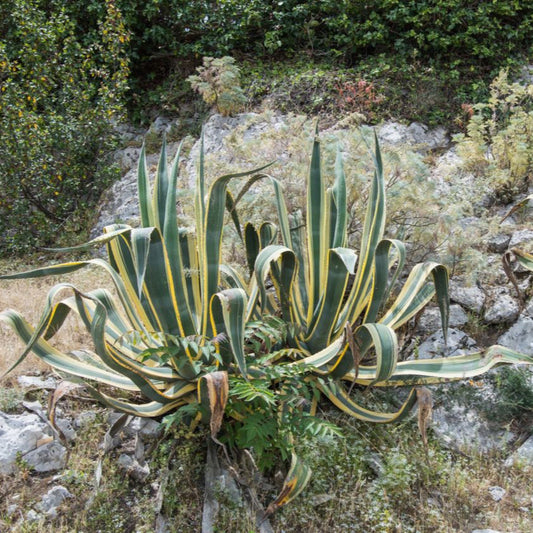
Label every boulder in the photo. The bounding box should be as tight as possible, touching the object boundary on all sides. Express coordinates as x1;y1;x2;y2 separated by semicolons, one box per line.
91;142;182;238
484;288;520;324
504;435;533;467
498;316;533;354
416;304;468;335
0;411;67;474
377;121;449;151
432;402;514;453
414;328;477;359
449;283;486;314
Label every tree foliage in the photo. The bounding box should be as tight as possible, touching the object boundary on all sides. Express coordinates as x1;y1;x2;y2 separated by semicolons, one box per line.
0;0;130;254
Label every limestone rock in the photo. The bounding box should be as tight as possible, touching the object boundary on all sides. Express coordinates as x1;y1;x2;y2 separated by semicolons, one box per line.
377;121;449;151
149;116;179;136
449;283;486;314
55;418;77;442
416;304;468;335
504;435;533;467
488;486;506;502
0;412;53;474
108;412;162;439
486;233;511;253
24;441;67;473
117;453;151;483
432;403;514;453
484;289;520;324
414;328;477;359
37;486;73;517
113;146;142;172
498;316;533;354
91;141;181;237
25;509;43;523
185;112;287;187
509;229;533;248
17;375;57;390
74;410;98;430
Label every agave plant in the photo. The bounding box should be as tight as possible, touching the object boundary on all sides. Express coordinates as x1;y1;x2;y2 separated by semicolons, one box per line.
238;130;533;425
1;129;532;514
0;139;268;416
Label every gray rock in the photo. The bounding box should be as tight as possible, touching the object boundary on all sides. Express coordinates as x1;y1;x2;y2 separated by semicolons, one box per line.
449;283;486;313
25;509;43;523
117;453;151;482
488;486;506;502
432;403;514;453
150;116;178;136
17;375;57;390
114;122;144;144
498;316;533;353
185;112;286;187
458;216;482;230
416;304;468;334
504;435;533;467
127;417;162;439
7;504;18;517
55;418;77;442
107;412;162;439
520;64;533;84
414;328;477;359
471;530;503;533
428;147;466;196
73;410;97;430
509;229;533;248
378;121;449;150
484;289;520;324
486;233;511;253
91;141;182;237
37;486;73;516
113;146;142;172
24;441;67;472
0;412;51;474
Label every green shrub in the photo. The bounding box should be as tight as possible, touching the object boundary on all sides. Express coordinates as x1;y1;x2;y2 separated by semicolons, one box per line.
0;0;130;254
46;1;533;126
490;366;533;423
455;70;533;203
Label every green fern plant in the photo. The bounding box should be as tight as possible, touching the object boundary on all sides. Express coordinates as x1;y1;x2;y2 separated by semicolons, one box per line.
187;56;246;116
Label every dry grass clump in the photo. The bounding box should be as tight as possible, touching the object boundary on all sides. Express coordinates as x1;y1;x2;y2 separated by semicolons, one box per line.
0;258;111;378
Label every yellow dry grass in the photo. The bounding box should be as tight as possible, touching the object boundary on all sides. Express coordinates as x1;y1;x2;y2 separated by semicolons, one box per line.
0;260;111;380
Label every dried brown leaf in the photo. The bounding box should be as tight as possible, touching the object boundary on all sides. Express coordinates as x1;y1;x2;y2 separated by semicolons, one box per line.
416;387;433;452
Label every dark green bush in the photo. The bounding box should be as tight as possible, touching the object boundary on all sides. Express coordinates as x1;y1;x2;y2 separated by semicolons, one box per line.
51;1;533;117
0;0;129;254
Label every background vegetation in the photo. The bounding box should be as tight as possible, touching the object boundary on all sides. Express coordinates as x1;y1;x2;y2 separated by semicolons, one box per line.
1;0;533;254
